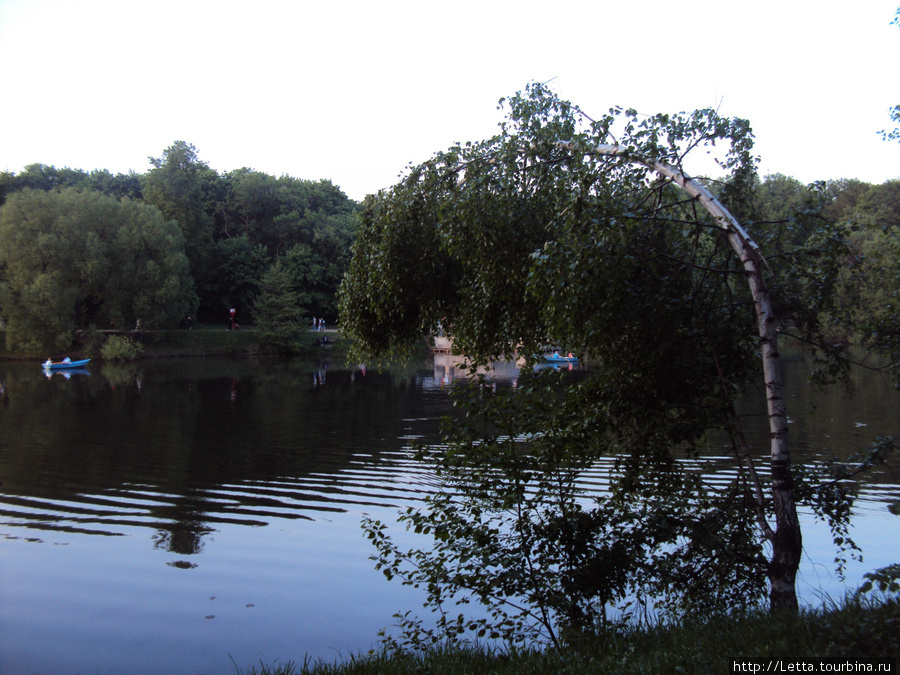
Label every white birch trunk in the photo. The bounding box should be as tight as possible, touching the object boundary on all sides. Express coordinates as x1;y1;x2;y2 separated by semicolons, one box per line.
557;141;802;611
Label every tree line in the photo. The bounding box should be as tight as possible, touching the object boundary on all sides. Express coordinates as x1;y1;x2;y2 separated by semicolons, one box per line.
0;141;358;352
1;137;896;356
753;174;900;358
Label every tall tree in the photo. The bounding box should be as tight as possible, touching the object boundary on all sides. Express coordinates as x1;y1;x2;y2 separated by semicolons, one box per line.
254;258;306;353
341;84;874;642
209;235;269;324
142;141;218;314
218;169;281;240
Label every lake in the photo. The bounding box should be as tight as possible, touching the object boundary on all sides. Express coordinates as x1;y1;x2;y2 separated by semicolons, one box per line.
1;350;899;674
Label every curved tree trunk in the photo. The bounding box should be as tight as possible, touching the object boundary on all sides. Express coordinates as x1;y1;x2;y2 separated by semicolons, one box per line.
558;141;802;612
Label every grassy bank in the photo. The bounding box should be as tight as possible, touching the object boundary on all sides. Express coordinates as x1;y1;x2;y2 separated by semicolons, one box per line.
235;597;899;675
0;325;348;361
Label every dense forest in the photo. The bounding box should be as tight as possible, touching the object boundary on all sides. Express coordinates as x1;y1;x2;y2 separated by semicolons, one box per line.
0;139;898;354
0;141;358;351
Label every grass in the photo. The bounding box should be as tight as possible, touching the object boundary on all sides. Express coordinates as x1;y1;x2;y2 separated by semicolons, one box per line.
139;325;272;357
230;596;899;675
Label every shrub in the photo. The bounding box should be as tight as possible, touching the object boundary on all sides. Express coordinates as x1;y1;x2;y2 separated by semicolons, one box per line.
100;335;144;361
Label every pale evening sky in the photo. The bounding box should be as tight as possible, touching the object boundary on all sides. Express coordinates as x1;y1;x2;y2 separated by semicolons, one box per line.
0;0;898;202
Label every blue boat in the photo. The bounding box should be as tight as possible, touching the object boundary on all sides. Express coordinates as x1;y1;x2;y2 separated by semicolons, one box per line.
42;358;91;370
541;352;578;364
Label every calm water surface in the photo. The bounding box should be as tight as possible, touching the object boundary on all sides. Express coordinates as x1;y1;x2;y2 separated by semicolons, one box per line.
1;351;898;674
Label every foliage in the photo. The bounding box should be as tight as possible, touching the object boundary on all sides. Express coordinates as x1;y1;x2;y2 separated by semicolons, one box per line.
859;565;900;596
340;82;893;647
0;163;144;205
100;334;145;361
210;235;270;324
0;187;195;351
856;446;900;599
80;324;107;358
753;174;818;226
139;145;358;323
880;9;900;142
366;370;768;651
255;259;308;354
793;437;898;577
883;105;900;143
1;143;360;332
749;174;900;380
816;180;900;379
142;141;219;313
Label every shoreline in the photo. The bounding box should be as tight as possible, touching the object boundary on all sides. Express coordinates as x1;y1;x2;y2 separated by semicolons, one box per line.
0;326;346;362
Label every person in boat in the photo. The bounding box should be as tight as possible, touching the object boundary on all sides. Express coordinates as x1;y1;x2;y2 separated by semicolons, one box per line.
62;357;71;364
44;358;52;367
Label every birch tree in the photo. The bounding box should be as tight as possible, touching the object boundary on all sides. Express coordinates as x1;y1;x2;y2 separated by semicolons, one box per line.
340;84;880;645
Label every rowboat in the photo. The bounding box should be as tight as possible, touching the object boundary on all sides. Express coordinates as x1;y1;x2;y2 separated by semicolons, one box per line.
42;358;91;370
541;352;578;364
532;352;579;372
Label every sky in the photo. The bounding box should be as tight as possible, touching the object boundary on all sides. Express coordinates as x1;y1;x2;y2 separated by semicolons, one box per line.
1;0;898;202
